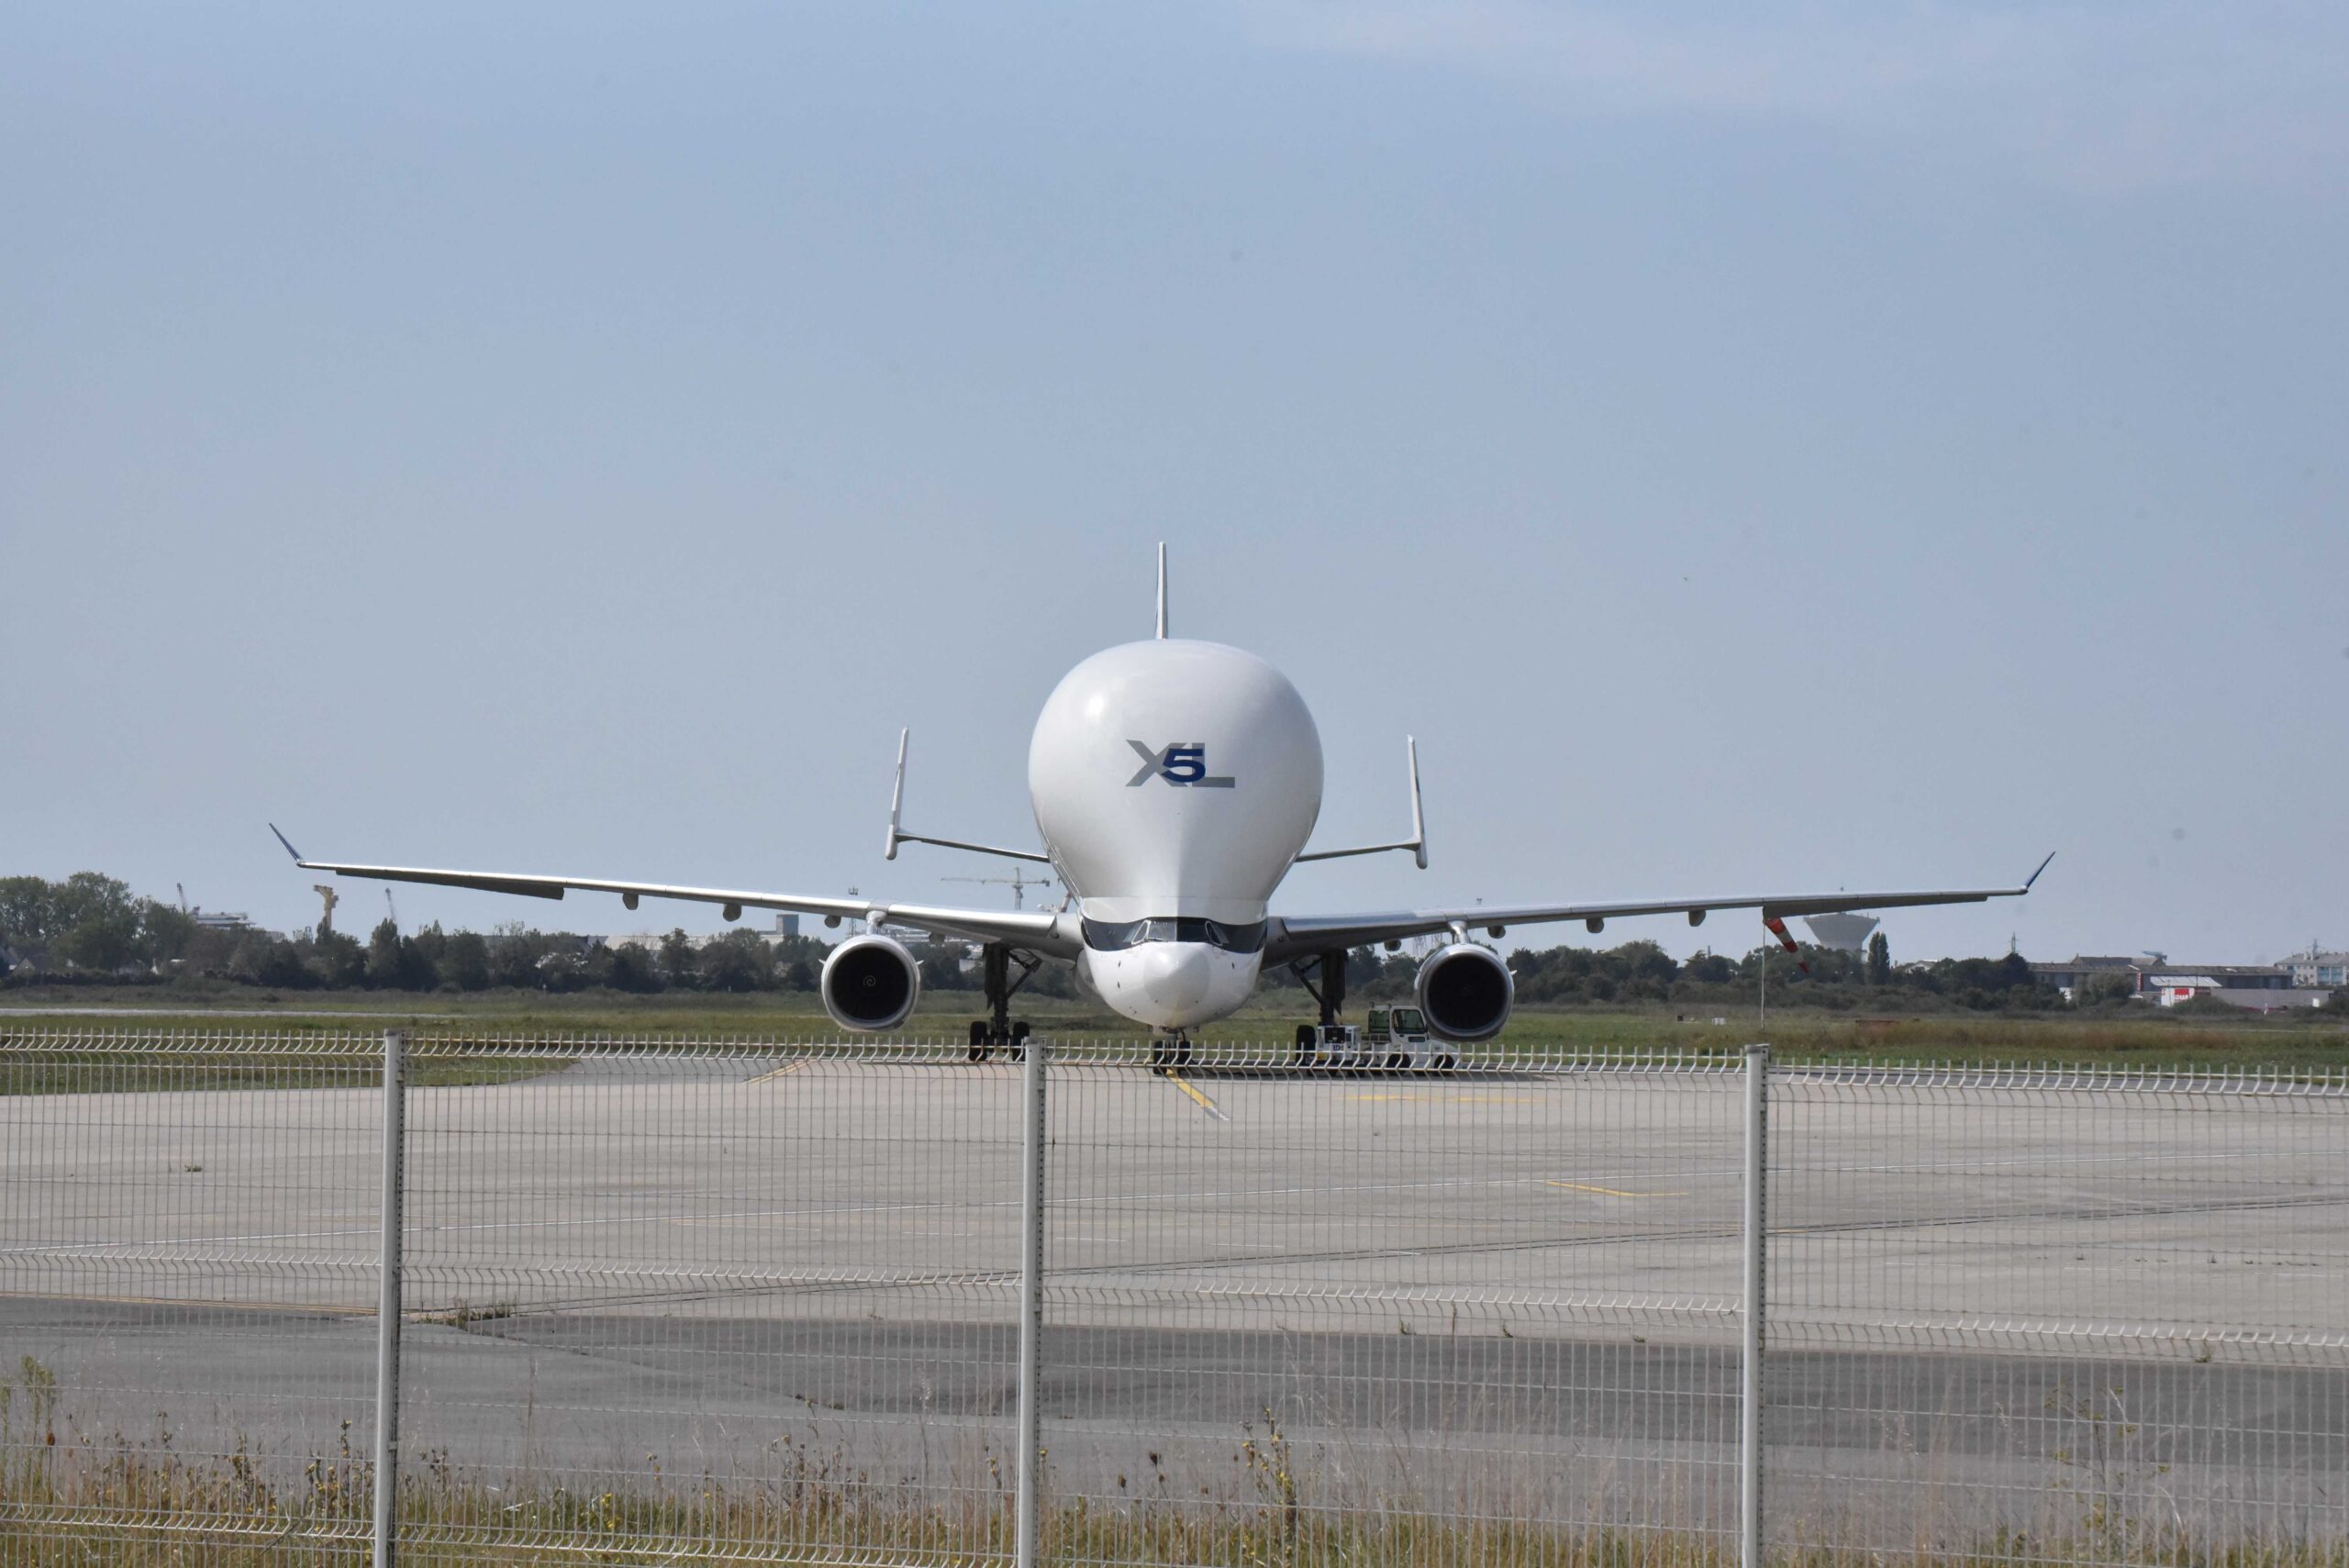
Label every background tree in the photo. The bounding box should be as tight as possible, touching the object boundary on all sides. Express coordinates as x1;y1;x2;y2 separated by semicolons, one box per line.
39;873;144;972
2076;971;2137;1007
537;949;587;992
0;876;59;950
135;899;198;971
1865;931;1891;986
310;929;368;988
699;930;769;993
658;929;700;990
606;942;662;994
1681;950;1736;986
488;923;550;988
366;917;405;987
439;930;493;991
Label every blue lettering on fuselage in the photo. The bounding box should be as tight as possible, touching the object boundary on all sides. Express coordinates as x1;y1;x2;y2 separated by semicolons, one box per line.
1125;740;1235;788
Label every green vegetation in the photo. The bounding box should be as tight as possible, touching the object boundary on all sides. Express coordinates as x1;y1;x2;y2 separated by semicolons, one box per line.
3;1360;2340;1568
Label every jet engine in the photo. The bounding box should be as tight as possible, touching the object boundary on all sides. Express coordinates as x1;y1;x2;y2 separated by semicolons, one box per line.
820;934;922;1031
1415;942;1514;1042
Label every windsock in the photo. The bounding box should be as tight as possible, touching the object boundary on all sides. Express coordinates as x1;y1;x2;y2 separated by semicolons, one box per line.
1763;915;1810;974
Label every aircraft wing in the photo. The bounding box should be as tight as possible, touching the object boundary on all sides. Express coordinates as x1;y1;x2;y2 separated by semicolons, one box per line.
273;828;1073;954
1264;854;2054;964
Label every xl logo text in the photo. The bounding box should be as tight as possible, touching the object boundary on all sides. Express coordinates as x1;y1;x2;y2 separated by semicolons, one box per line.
1126;740;1234;789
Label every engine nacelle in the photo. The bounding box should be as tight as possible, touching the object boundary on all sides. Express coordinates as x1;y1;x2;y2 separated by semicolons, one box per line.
1415;942;1514;1042
820;934;922;1031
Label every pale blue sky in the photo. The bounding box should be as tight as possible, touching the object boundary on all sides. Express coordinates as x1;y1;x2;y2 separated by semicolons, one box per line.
4;3;2343;963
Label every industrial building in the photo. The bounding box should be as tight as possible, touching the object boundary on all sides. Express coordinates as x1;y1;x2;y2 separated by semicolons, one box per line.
2028;953;2334;1010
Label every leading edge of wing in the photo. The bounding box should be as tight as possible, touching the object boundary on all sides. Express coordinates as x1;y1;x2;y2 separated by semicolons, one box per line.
1267;854;2054;961
281;846;1067;952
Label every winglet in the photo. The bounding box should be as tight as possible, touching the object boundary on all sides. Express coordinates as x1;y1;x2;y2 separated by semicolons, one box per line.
1406;735;1428;870
1155;541;1168;639
1289;735;1431;867
885;729;910;861
268;823;305;864
2023;851;2056;891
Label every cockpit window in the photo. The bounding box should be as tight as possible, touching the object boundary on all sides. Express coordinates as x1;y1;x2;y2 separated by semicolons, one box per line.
1083;917;1267;954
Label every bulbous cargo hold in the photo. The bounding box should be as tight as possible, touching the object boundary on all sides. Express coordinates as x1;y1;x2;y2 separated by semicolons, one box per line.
1029;639;1322;923
821;933;922;1031
1415;942;1513;1042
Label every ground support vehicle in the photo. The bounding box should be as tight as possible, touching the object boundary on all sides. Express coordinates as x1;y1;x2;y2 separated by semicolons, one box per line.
1292;1006;1454;1070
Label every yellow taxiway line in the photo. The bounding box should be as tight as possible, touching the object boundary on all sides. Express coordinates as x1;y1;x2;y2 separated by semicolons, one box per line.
1163;1071;1229;1121
1546;1180;1687;1198
746;1059;811;1085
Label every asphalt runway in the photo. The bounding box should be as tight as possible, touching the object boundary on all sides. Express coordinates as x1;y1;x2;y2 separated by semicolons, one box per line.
5;1055;2344;1539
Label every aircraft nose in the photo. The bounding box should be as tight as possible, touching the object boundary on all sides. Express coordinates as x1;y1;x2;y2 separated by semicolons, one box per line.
1138;943;1214;1014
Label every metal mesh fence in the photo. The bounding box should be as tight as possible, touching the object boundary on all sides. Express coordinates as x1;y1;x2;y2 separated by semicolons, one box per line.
0;1032;384;1562
393;1037;1026;1564
1037;1045;1746;1568
1;1027;2343;1568
1763;1064;2349;1563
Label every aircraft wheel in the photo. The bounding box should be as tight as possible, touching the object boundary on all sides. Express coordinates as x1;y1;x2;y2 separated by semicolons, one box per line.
1008;1021;1031;1062
967;1020;991;1062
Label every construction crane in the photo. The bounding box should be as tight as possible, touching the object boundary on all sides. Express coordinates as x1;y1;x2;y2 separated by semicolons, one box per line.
941;867;1056;910
314;884;340;937
384;887;398;930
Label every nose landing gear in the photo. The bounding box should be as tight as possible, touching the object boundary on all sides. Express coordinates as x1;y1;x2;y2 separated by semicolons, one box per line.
1150;1032;1195;1070
966;944;1041;1062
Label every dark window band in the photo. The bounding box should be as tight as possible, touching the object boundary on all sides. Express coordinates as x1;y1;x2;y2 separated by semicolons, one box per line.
1082;917;1267;954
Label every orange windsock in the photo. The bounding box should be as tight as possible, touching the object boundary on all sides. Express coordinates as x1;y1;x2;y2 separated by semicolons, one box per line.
1763;915;1810;974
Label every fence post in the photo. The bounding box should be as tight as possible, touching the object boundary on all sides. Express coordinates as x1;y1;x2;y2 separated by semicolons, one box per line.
1016;1032;1048;1568
374;1029;406;1567
1741;1042;1769;1568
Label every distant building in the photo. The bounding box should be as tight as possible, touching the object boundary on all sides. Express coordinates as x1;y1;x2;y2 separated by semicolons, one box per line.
2145;974;2223;1006
2281;948;2349;990
2027;956;2143;1000
610;914;809;953
175;910;284;943
2029;955;2289;1003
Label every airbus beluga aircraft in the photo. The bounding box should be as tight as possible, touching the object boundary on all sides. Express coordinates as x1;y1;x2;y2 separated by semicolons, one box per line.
278;547;2048;1057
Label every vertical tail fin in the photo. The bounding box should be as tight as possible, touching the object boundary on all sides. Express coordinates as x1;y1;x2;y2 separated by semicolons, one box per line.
1155;541;1168;639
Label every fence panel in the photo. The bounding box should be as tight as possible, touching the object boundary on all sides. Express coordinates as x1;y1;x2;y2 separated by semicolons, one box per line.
1036;1043;1749;1568
0;1030;385;1563
8;1027;2346;1568
391;1034;1026;1565
1764;1064;2349;1563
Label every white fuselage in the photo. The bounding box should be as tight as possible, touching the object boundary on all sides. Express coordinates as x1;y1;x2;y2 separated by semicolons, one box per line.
1028;639;1322;1030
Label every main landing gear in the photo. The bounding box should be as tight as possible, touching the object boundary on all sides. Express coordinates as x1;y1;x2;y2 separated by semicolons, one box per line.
1291;947;1346;1065
967;943;1040;1062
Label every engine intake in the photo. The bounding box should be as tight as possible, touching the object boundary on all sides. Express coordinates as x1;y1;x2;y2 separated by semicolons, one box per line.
820;934;921;1031
1415;942;1513;1042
